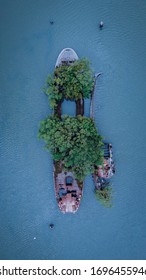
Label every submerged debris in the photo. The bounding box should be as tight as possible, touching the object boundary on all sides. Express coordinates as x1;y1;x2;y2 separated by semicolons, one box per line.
49;223;54;229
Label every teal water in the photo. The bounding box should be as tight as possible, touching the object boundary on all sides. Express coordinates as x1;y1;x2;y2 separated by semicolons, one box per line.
0;0;146;260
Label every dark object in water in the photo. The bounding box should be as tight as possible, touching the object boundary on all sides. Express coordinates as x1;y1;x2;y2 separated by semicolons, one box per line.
50;21;54;25
49;223;54;229
99;21;104;28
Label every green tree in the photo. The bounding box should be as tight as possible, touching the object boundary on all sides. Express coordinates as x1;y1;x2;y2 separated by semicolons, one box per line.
95;186;113;208
38;115;104;181
44;59;95;108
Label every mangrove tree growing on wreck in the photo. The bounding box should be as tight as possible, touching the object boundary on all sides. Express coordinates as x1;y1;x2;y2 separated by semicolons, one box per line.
95;185;113;208
38;115;104;182
44;59;94;108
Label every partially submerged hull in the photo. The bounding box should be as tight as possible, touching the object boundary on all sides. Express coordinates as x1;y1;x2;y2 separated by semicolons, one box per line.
54;48;83;214
89;74;115;191
93;143;115;189
55;48;78;67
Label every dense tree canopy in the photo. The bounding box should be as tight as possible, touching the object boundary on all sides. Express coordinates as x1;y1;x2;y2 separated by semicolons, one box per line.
38;115;104;181
44;59;95;108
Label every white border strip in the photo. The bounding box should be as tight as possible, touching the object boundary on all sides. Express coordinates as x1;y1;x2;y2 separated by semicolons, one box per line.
0;260;146;279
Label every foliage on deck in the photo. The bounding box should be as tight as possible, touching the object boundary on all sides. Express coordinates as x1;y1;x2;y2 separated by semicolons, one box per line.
44;59;94;108
38;115;104;182
39;54;114;208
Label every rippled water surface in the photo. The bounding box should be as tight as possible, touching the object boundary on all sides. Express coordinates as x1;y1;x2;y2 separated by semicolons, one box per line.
0;0;146;260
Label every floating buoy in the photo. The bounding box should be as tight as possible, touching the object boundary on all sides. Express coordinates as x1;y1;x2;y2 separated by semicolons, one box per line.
49;223;54;229
99;21;104;28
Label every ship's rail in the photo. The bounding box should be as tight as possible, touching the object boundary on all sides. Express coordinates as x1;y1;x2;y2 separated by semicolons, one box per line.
55;48;78;67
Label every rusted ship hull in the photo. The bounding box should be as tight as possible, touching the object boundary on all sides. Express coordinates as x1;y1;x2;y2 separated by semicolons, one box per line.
54;48;83;214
